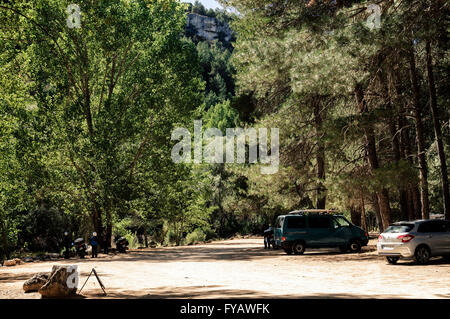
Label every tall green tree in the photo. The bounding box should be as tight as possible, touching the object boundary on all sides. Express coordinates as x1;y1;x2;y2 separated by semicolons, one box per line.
0;0;203;247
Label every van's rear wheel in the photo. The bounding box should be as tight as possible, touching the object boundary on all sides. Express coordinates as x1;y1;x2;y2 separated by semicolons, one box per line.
386;256;399;264
292;241;305;255
348;240;361;253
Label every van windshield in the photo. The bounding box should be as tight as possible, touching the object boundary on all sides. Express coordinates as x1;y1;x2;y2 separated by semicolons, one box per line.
384;224;414;233
334;216;350;227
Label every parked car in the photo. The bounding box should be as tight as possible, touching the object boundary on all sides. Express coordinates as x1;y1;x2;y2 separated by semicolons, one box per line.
273;210;369;255
377;219;450;264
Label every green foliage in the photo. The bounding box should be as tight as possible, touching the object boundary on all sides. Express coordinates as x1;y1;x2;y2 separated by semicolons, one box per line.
196;41;235;108
185;228;206;245
1;0;448;257
225;0;450;227
0;0;205;255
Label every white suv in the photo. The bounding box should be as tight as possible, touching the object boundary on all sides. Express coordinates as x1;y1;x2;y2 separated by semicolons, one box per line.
377;219;450;264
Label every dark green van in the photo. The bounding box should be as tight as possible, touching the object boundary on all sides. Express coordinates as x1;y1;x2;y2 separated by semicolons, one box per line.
273;210;369;255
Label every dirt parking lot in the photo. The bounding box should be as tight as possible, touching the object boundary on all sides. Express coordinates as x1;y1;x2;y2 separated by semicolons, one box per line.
1;238;449;299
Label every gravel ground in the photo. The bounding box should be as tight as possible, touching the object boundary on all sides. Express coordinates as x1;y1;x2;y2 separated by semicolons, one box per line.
1;238;449;299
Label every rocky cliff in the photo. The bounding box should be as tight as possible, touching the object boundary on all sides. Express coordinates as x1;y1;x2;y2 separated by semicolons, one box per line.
186;13;233;43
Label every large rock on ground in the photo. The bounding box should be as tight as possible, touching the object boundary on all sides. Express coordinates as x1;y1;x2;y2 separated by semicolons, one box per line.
14;258;23;265
23;273;49;293
39;265;78;298
3;259;18;266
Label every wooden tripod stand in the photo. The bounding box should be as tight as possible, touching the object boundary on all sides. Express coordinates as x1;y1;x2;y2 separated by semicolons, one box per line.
78;268;107;296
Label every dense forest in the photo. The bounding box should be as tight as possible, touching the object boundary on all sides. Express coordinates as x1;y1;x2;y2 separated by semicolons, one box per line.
0;0;448;261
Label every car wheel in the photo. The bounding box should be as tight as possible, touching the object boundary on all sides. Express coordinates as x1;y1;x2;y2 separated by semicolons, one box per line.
348;240;361;253
415;245;431;264
339;245;348;253
292;241;305;255
386;256;399;265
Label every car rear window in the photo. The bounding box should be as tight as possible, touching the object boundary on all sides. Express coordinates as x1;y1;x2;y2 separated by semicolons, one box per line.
384;224;414;233
286;216;306;229
308;216;330;228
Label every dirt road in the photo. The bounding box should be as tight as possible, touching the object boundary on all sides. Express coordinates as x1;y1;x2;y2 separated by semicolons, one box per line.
1;238;449;299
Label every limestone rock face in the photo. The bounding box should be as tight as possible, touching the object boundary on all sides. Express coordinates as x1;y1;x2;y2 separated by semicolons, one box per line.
186;13;232;42
38;265;78;298
23;273;49;293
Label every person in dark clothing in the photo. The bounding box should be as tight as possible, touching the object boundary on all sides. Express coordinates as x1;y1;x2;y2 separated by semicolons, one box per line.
63;232;72;259
90;232;98;258
263;226;274;249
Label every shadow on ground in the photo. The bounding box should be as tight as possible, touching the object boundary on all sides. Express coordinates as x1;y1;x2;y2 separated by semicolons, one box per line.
91;245;380;264
82;285;405;299
0;270;111;285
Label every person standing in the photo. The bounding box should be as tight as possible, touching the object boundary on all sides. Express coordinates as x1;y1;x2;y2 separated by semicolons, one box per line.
90;232;98;258
63;232;72;259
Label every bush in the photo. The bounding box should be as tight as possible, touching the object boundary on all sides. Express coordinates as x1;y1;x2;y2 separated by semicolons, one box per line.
203;227;218;241
164;228;178;246
17;208;71;253
185;228;206;245
123;232;139;249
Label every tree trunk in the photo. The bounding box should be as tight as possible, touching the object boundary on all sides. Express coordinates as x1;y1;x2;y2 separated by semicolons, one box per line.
408;47;430;219
425;40;450;219
314;100;326;209
92;204;103;244
359;187;367;231
105;220;112;252
0;217;8;261
389;120;409;220
405;188;415;220
380;70;409;220
144;228;148;248
350;205;361;227
355;84;391;230
372;193;384;232
396;95;423;221
411;186;422;219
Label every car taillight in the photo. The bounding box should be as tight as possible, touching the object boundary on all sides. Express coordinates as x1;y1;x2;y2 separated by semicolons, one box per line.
397;234;415;242
282;236;286;241
378;234;383;241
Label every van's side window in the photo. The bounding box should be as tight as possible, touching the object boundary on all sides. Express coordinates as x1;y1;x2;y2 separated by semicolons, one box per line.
286;217;306;229
308;216;330;228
